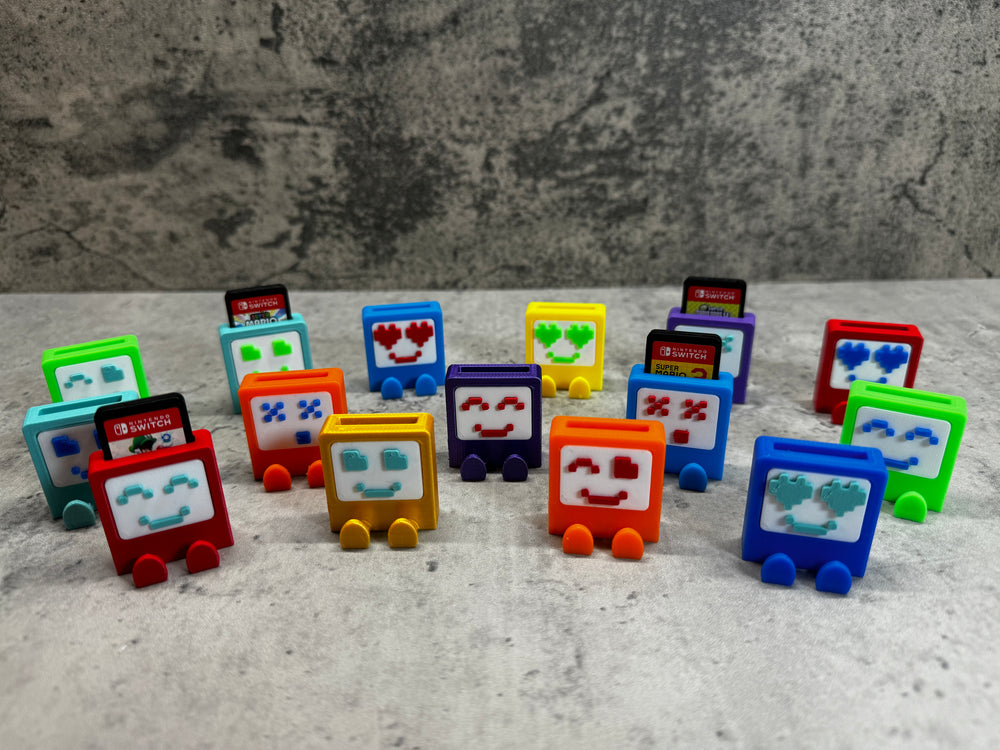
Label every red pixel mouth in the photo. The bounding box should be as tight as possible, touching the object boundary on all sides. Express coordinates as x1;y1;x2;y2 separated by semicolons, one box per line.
389;350;422;364
474;423;514;438
580;489;628;506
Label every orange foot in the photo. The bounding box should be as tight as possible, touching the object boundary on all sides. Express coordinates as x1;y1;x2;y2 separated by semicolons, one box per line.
306;460;325;488
562;523;594;556
263;464;292;492
611;527;644;560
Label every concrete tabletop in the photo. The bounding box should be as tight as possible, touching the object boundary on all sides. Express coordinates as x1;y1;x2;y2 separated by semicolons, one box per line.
2;280;997;748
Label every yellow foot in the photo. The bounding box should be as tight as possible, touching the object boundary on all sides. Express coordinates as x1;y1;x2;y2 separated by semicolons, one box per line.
568;376;591;399
541;375;557;398
340;519;371;549
388;517;419;548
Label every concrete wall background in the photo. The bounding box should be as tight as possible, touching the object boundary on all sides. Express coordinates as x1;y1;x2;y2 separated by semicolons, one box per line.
1;1;997;292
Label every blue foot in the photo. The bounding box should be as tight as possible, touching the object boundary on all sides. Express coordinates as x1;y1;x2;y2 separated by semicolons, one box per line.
761;553;796;587
678;463;708;492
414;373;438;397
380;378;404;400
502;454;529;482
460;455;487;482
62;499;97;530
815;560;853;595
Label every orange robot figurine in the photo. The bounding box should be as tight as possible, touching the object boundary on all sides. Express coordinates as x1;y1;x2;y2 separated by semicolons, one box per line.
548;416;666;559
238;369;348;491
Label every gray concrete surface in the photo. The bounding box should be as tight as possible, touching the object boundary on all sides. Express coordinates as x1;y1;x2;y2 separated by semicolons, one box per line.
1;280;998;748
2;2;998;291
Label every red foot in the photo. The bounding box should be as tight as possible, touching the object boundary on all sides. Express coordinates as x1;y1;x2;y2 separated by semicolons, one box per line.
186;540;221;574
263;464;292;492
832;401;847;426
132;554;168;588
306;460;325;488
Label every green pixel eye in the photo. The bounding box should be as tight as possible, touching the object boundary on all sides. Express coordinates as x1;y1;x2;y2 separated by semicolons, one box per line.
564;324;595;350
534;323;562;348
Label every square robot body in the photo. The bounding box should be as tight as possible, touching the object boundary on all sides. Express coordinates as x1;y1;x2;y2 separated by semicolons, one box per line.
549;416;666;559
666;307;755;403
238;369;348;482
42;335;149;403
362;302;445;399
219;313;313;413
319;413;439;549
23;391;139;529
525;302;606;399
741;436;888;595
445;364;542;482
813;319;923;425
841;381;966;523
88;429;234;587
625;364;733;491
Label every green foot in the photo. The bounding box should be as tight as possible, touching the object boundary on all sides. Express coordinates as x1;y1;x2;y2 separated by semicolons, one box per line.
893;491;928;523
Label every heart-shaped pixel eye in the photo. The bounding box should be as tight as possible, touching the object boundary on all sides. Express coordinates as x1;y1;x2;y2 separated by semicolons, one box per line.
564;324;595;350
373;324;403;350
873;344;908;374
534;323;561;348
405;321;434;347
836;341;869;370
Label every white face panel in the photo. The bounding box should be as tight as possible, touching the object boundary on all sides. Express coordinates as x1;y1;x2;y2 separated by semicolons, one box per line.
229;330;305;386
370;318;439;369
249;391;335;451
759;468;872;543
635;387;720;450
557;444;654;511
829;339;912;389
848;406;951;479
453;386;533;441
531;319;597;368
103;458;215;540
54;356;140;401
36;424;102;487
329;439;423;502
674;324;745;377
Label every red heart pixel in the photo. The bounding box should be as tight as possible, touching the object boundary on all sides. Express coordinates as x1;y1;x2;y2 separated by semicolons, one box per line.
405;321;434;347
373;324;402;350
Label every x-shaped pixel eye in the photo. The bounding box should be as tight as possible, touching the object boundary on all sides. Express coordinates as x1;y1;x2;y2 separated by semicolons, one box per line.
405;321;433;347
567;457;599;474
564;324;594;350
681;400;709;421
461;396;490;411
373;324;403;350
611;456;639;480
645;394;670;416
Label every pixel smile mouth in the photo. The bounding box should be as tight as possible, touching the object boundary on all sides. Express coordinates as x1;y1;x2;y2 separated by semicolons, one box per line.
474;423;514;438
580;489;628;506
389;352;422;364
